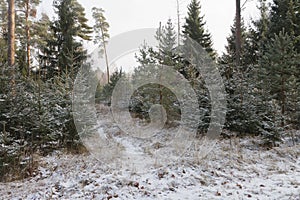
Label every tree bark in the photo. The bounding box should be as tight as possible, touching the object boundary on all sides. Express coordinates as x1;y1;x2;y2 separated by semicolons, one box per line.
8;0;15;67
100;27;109;84
235;0;241;67
8;0;15;91
280;73;286;127
176;0;180;45
25;0;31;76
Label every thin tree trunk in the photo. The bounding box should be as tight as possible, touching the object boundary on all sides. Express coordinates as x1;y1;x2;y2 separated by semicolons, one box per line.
103;41;109;84
8;0;15;67
281;74;285;127
235;0;241;67
176;0;180;45
101;28;109;84
158;22;163;105
8;0;15;91
236;0;244;136
25;0;31;76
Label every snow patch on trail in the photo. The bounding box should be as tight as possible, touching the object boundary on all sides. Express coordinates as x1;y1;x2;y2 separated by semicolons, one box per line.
0;138;299;200
1;108;299;199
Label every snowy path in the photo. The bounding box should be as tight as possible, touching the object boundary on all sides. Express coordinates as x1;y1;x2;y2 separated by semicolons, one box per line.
1;107;299;199
0;138;299;200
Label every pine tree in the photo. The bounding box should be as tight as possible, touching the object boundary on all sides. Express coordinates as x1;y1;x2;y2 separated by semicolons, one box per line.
257;0;300;131
248;0;270;66
155;19;181;123
92;7;110;83
183;0;216;59
34;13;56;80
246;0;300;144
129;20;183;124
52;0;92;79
0;0;8;65
219;19;254;70
268;0;300;52
182;0;215;134
260;30;298;128
99;69;125;104
269;0;300;129
36;14;59;80
14;0;40;76
7;0;15;67
218;19;252;133
156;19;177;59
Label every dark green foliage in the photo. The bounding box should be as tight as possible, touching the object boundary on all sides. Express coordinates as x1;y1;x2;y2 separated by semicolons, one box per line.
40;0;92;79
54;0;92;72
0;0;96;182
1;0;300;182
247;0;270;67
14;0;41;76
131;19;212;132
156;19;177;57
181;1;217;133
250;65;284;146
217;0;299;145
72;65;99;142
183;0;216;59
130;52;182;124
34;13;58;80
129;83;181;125
130;21;182;125
260;31;299;129
0;0;8;65
218;19;260;135
0;66;80;181
268;0;300;52
96;69;125;105
246;0;299;144
218;19;255;69
252;0;300;145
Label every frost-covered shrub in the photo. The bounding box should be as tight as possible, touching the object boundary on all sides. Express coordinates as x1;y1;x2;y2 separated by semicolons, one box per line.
0;67;82;181
129;83;181;125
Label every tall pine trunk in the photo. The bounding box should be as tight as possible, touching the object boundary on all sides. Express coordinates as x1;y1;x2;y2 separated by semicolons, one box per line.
235;0;241;67
8;0;15;67
8;0;15;89
176;0;180;45
99;24;109;84
280;72;286;127
25;0;31;76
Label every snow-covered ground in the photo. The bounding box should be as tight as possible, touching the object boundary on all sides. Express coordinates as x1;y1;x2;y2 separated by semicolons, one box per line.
1;107;299;199
1;138;299;199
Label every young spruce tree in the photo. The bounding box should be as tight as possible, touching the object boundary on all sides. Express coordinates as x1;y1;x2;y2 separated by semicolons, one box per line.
183;0;216;59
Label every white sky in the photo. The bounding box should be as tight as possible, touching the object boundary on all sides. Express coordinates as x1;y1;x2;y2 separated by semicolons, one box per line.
38;0;261;72
38;0;260;54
